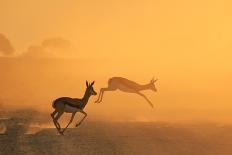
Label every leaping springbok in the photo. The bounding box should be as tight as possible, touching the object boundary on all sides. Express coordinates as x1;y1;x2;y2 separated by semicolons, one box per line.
51;81;97;135
95;77;157;108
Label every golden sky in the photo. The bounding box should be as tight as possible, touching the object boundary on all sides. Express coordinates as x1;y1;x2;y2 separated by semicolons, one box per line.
0;0;231;123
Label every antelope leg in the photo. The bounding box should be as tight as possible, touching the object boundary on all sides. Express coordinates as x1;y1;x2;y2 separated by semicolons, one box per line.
96;87;116;103
51;111;60;132
61;112;76;134
136;92;154;108
76;111;87;127
95;88;104;103
54;112;64;134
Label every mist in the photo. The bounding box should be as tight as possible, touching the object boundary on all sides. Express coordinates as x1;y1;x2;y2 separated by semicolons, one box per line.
1;1;232;154
0;55;231;124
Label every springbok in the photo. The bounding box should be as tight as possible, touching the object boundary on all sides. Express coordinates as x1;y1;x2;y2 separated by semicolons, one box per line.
51;81;97;134
95;77;157;108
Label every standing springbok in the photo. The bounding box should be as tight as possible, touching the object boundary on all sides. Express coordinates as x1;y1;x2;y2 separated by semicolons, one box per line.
95;77;157;108
51;81;97;134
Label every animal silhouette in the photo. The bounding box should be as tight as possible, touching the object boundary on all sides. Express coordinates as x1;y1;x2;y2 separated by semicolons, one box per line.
51;81;97;134
95;77;157;108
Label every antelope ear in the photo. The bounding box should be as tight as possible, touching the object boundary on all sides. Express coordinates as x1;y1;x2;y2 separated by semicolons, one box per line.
86;81;89;87
91;81;95;86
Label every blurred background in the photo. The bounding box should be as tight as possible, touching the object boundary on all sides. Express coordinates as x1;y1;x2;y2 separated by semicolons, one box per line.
0;0;231;123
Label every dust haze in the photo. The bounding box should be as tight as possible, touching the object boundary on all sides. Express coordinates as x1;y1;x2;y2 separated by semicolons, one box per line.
0;54;231;124
1;0;232;154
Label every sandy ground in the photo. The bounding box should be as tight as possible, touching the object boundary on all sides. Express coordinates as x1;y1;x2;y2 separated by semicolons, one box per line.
0;121;232;155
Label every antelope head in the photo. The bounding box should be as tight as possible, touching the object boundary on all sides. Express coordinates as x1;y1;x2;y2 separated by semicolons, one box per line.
86;81;97;96
149;77;158;92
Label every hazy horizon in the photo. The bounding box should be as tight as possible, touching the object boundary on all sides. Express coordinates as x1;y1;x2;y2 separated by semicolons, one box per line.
0;0;232;124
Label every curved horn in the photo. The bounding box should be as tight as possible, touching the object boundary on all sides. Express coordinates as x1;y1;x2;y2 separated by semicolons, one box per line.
86;80;89;87
151;77;155;83
91;81;95;86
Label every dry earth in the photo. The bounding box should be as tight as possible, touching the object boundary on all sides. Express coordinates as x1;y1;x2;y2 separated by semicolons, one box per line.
0;120;231;155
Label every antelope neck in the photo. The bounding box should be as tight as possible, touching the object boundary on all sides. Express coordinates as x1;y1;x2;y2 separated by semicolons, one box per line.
81;89;91;107
138;83;151;91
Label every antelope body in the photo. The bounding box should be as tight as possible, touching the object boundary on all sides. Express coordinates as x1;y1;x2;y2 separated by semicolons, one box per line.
95;77;157;108
51;81;97;134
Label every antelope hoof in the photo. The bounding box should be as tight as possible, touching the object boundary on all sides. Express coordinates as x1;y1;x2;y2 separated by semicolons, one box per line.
59;130;64;135
76;123;81;127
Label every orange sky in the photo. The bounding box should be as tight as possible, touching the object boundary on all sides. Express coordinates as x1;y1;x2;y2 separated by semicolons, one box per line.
0;0;231;123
